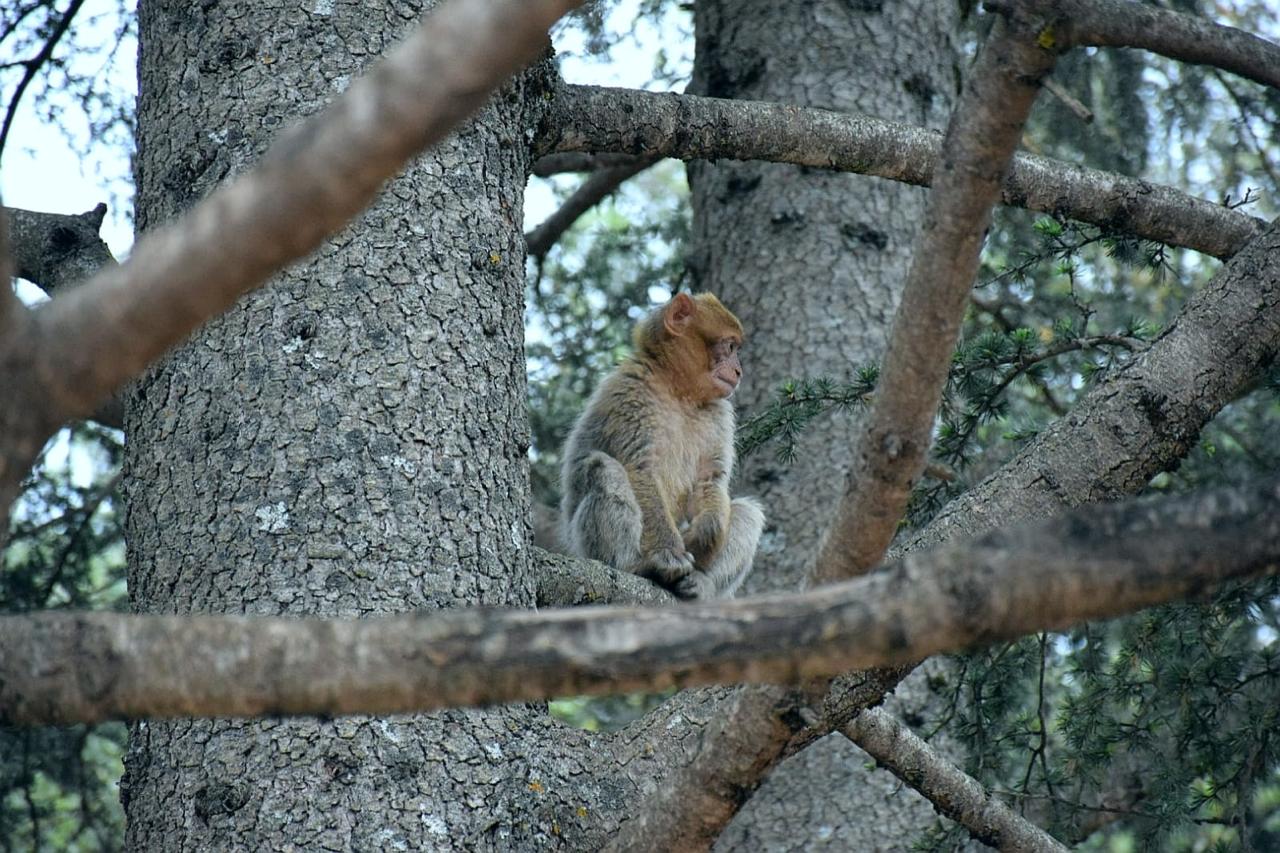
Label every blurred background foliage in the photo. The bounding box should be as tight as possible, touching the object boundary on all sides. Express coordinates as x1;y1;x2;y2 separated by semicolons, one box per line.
4;0;1280;849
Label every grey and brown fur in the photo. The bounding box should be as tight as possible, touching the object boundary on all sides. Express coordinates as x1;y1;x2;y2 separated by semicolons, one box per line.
560;294;764;599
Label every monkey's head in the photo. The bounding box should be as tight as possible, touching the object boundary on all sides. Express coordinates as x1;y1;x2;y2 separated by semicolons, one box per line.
635;292;745;402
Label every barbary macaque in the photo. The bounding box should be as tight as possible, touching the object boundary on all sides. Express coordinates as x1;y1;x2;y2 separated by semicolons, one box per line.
560;292;765;600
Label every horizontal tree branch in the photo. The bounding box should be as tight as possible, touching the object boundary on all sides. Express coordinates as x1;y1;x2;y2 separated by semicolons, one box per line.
844;707;1068;852
538;84;1262;260
2;476;1277;726
990;0;1280;92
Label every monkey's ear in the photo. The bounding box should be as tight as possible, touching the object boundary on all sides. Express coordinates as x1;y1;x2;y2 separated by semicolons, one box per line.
664;292;696;336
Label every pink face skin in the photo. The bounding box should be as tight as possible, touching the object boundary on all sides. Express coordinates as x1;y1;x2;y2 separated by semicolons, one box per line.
709;337;743;398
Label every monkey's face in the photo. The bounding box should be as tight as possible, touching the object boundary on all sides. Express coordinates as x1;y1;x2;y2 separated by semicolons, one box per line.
708;337;742;399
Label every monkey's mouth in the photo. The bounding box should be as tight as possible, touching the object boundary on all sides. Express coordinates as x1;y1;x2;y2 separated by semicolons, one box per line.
713;374;739;396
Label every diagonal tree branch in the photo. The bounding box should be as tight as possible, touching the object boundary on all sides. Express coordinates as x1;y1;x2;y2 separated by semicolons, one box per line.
900;218;1280;555
989;0;1280;92
598;13;1280;838
537;84;1262;260
802;210;1280;841
610;12;1059;847
0;0;88;162
1;474;1277;727
524;158;654;258
18;0;582;435
844;707;1068;852
812;9;1055;585
3;204;124;430
606;682;822;853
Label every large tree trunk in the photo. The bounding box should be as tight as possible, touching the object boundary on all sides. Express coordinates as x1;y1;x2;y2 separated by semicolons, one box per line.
121;2;576;847
687;1;966;847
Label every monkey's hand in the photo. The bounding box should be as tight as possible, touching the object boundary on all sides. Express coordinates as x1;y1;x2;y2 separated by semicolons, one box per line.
673;570;716;601
682;511;726;567
636;547;695;586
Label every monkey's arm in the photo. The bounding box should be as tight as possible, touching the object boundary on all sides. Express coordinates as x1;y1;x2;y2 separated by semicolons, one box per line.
624;461;696;584
684;408;736;567
683;462;731;567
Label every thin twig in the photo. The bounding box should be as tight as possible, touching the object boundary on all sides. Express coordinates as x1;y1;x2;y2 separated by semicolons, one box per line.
1043;77;1093;123
0;0;87;162
525;158;654;258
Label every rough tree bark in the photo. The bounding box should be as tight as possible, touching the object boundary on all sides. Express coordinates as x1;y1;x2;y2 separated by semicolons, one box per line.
119;1;596;847
684;2;967;847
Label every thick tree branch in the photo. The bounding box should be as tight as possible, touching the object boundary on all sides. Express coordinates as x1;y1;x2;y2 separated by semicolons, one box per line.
813;10;1054;584
802;208;1280;831
844;707;1068;852
614;17;1059;847
533;546;675;607
1;464;1275;729
525;158;653;258
607;683;820;853
990;0;1280;92
604;17;1280;837
537;84;1261;260
903;217;1280;554
0;0;584;534
786;209;1280;843
5;204;114;294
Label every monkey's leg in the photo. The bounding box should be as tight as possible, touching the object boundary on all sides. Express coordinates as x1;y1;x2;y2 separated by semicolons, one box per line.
568;452;643;571
679;497;764;599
